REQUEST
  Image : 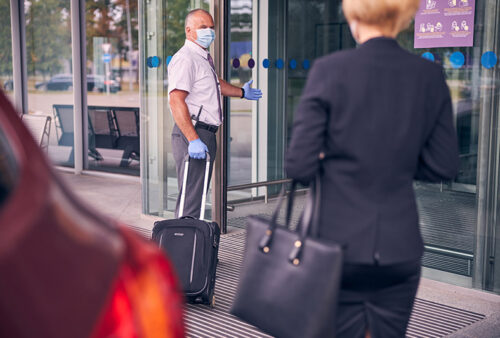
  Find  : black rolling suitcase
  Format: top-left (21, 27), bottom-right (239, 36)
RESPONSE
top-left (152, 154), bottom-right (220, 307)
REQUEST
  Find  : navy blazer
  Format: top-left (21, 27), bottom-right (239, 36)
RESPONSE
top-left (286, 37), bottom-right (459, 265)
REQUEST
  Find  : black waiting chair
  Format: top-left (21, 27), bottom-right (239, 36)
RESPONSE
top-left (87, 107), bottom-right (117, 160)
top-left (53, 104), bottom-right (103, 162)
top-left (52, 104), bottom-right (140, 166)
top-left (112, 107), bottom-right (140, 167)
top-left (52, 104), bottom-right (74, 148)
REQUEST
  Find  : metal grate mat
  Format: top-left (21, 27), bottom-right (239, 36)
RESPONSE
top-left (129, 224), bottom-right (485, 337)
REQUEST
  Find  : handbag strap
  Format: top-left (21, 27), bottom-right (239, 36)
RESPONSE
top-left (306, 174), bottom-right (321, 238)
top-left (285, 181), bottom-right (298, 227)
top-left (287, 174), bottom-right (321, 265)
top-left (259, 181), bottom-right (297, 251)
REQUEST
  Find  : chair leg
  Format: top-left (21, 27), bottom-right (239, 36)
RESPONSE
top-left (120, 147), bottom-right (132, 167)
top-left (88, 148), bottom-right (103, 161)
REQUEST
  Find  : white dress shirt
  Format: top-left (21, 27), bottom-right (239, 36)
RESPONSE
top-left (168, 40), bottom-right (222, 126)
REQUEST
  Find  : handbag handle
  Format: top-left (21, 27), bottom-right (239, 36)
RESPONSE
top-left (258, 181), bottom-right (297, 251)
top-left (259, 176), bottom-right (322, 267)
top-left (287, 175), bottom-right (321, 265)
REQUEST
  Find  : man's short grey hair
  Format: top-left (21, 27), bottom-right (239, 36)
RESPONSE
top-left (185, 9), bottom-right (212, 29)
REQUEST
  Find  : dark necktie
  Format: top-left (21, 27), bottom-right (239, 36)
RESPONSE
top-left (207, 53), bottom-right (223, 121)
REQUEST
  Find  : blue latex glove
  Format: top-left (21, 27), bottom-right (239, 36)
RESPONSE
top-left (188, 138), bottom-right (208, 159)
top-left (242, 80), bottom-right (262, 100)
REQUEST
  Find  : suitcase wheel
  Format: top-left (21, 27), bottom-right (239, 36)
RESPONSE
top-left (209, 295), bottom-right (215, 308)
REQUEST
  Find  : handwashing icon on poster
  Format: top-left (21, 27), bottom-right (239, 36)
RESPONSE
top-left (414, 0), bottom-right (475, 48)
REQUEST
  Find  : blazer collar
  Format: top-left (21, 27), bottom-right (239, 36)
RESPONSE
top-left (359, 37), bottom-right (400, 49)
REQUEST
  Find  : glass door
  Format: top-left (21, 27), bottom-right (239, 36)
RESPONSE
top-left (140, 0), bottom-right (212, 218)
top-left (396, 10), bottom-right (485, 282)
top-left (224, 0), bottom-right (355, 231)
top-left (223, 0), bottom-right (500, 294)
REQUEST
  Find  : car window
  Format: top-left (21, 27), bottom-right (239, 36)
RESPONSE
top-left (0, 128), bottom-right (18, 207)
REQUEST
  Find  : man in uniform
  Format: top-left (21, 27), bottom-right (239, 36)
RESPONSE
top-left (168, 9), bottom-right (262, 218)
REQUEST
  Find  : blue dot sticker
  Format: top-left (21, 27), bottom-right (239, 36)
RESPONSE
top-left (263, 59), bottom-right (270, 68)
top-left (276, 59), bottom-right (284, 69)
top-left (148, 56), bottom-right (160, 68)
top-left (154, 56), bottom-right (161, 67)
top-left (289, 59), bottom-right (297, 70)
top-left (449, 52), bottom-right (465, 69)
top-left (248, 58), bottom-right (255, 69)
top-left (303, 59), bottom-right (310, 70)
top-left (232, 58), bottom-right (240, 68)
top-left (422, 52), bottom-right (435, 62)
top-left (481, 51), bottom-right (497, 69)
top-left (166, 55), bottom-right (172, 66)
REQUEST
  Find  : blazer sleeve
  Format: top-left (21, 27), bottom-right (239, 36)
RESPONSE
top-left (415, 69), bottom-right (460, 182)
top-left (285, 59), bottom-right (331, 185)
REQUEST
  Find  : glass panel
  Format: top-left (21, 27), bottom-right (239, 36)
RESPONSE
top-left (227, 0), bottom-right (253, 187)
top-left (286, 1), bottom-right (355, 142)
top-left (266, 0), bottom-right (354, 185)
top-left (0, 0), bottom-right (14, 104)
top-left (397, 26), bottom-right (479, 281)
top-left (226, 0), bottom-right (353, 220)
top-left (141, 0), bottom-right (211, 218)
top-left (86, 0), bottom-right (140, 176)
top-left (25, 1), bottom-right (73, 167)
top-left (227, 0), bottom-right (500, 294)
top-left (395, 3), bottom-right (500, 290)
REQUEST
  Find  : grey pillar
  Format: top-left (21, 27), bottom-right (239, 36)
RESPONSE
top-left (138, 0), bottom-right (147, 213)
top-left (71, 0), bottom-right (88, 174)
top-left (213, 0), bottom-right (227, 233)
top-left (10, 0), bottom-right (27, 115)
top-left (473, 0), bottom-right (500, 291)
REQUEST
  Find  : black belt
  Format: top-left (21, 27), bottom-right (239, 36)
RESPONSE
top-left (195, 121), bottom-right (219, 133)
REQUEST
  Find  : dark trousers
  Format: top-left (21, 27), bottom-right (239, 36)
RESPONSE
top-left (335, 260), bottom-right (421, 338)
top-left (171, 124), bottom-right (217, 218)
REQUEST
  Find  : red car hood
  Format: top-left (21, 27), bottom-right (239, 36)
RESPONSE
top-left (0, 91), bottom-right (184, 337)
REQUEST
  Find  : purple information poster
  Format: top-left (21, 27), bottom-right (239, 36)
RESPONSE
top-left (414, 0), bottom-right (475, 48)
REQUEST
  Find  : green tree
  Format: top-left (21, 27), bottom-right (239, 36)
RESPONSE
top-left (0, 0), bottom-right (13, 77)
top-left (114, 0), bottom-right (139, 54)
top-left (86, 0), bottom-right (140, 84)
top-left (165, 0), bottom-right (209, 57)
top-left (165, 0), bottom-right (189, 57)
top-left (86, 0), bottom-right (115, 62)
top-left (25, 0), bottom-right (71, 79)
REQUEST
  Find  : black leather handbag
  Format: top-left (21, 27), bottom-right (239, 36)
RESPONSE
top-left (230, 178), bottom-right (343, 338)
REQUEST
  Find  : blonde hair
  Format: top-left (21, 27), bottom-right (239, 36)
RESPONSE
top-left (342, 0), bottom-right (420, 35)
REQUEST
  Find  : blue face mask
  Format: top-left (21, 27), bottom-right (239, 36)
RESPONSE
top-left (196, 28), bottom-right (216, 49)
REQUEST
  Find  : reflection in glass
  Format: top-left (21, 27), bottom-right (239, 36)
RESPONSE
top-left (86, 0), bottom-right (140, 176)
top-left (25, 0), bottom-right (73, 167)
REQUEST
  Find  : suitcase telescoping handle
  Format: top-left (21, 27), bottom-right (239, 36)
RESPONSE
top-left (178, 152), bottom-right (211, 220)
